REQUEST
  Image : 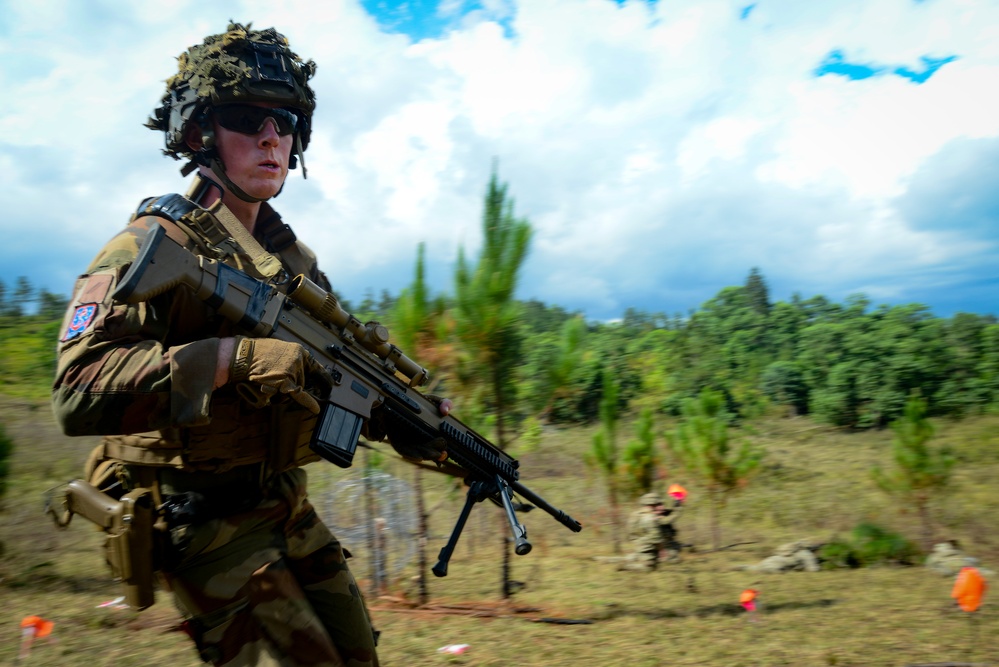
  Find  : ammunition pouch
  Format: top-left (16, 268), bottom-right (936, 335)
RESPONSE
top-left (100, 394), bottom-right (319, 472)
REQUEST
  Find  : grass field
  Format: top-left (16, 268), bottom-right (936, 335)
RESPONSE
top-left (2, 395), bottom-right (997, 666)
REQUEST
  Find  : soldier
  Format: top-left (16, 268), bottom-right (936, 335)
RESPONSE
top-left (738, 539), bottom-right (823, 574)
top-left (618, 492), bottom-right (684, 572)
top-left (52, 22), bottom-right (449, 667)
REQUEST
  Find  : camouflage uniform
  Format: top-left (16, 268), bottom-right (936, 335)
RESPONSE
top-left (618, 493), bottom-right (683, 572)
top-left (52, 23), bottom-right (379, 667)
top-left (739, 539), bottom-right (822, 574)
top-left (925, 541), bottom-right (990, 577)
top-left (53, 206), bottom-right (378, 667)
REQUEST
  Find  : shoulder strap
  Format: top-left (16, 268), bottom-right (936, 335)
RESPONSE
top-left (204, 200), bottom-right (284, 281)
top-left (255, 209), bottom-right (317, 282)
top-left (134, 193), bottom-right (199, 225)
top-left (131, 193), bottom-right (283, 282)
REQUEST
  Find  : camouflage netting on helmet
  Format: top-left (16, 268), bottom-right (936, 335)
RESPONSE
top-left (641, 492), bottom-right (663, 506)
top-left (146, 22), bottom-right (317, 161)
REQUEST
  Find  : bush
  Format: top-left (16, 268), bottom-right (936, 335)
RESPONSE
top-left (850, 522), bottom-right (922, 566)
top-left (819, 523), bottom-right (922, 569)
top-left (818, 539), bottom-right (860, 570)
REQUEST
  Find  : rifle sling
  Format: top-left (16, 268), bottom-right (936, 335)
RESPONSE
top-left (205, 200), bottom-right (285, 282)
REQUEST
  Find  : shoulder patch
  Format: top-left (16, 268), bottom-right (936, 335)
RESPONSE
top-left (62, 303), bottom-right (98, 341)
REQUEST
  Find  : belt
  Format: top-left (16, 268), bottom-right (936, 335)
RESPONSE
top-left (158, 464), bottom-right (267, 524)
top-left (157, 463), bottom-right (266, 494)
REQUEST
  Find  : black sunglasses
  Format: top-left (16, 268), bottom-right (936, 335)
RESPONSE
top-left (212, 104), bottom-right (301, 137)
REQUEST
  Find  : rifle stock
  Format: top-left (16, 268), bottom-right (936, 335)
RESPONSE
top-left (113, 222), bottom-right (582, 575)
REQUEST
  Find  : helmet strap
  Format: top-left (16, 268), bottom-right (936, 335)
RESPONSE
top-left (294, 133), bottom-right (308, 179)
top-left (179, 124), bottom-right (307, 202)
top-left (207, 156), bottom-right (268, 203)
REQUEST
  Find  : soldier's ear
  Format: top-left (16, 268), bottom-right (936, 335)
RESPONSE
top-left (185, 122), bottom-right (204, 151)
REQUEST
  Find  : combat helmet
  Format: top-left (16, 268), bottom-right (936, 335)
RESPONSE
top-left (641, 492), bottom-right (663, 506)
top-left (146, 22), bottom-right (317, 202)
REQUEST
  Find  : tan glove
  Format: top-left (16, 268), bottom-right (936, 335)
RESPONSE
top-left (229, 337), bottom-right (330, 414)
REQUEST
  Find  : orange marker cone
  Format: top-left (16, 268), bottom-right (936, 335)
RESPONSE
top-left (740, 588), bottom-right (761, 622)
top-left (19, 616), bottom-right (55, 661)
top-left (952, 566), bottom-right (986, 613)
top-left (668, 484), bottom-right (688, 502)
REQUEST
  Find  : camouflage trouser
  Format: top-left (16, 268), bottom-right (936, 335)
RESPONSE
top-left (617, 549), bottom-right (658, 572)
top-left (162, 468), bottom-right (378, 667)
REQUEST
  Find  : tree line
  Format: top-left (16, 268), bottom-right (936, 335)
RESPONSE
top-left (369, 264), bottom-right (999, 434)
top-left (0, 277), bottom-right (68, 320)
top-left (3, 201), bottom-right (997, 433)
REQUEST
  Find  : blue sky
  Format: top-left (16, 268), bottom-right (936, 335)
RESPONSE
top-left (1, 0), bottom-right (997, 321)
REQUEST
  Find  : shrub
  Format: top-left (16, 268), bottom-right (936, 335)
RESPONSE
top-left (850, 522), bottom-right (921, 566)
top-left (819, 523), bottom-right (922, 569)
top-left (818, 539), bottom-right (860, 570)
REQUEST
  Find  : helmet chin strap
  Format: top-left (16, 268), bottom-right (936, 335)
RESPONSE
top-left (207, 156), bottom-right (269, 203)
top-left (185, 146), bottom-right (306, 204)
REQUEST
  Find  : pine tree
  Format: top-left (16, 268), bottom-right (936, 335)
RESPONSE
top-left (744, 267), bottom-right (770, 316)
top-left (621, 408), bottom-right (659, 498)
top-left (871, 392), bottom-right (955, 551)
top-left (453, 166), bottom-right (532, 449)
top-left (586, 369), bottom-right (623, 553)
top-left (668, 389), bottom-right (763, 549)
top-left (452, 165), bottom-right (532, 599)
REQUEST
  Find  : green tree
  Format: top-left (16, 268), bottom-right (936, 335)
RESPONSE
top-left (586, 369), bottom-right (623, 553)
top-left (621, 408), bottom-right (659, 498)
top-left (625, 328), bottom-right (677, 415)
top-left (452, 167), bottom-right (532, 599)
top-left (453, 167), bottom-right (532, 449)
top-left (668, 388), bottom-right (763, 549)
top-left (11, 277), bottom-right (33, 317)
top-left (871, 393), bottom-right (955, 551)
top-left (387, 243), bottom-right (457, 603)
top-left (538, 315), bottom-right (587, 423)
top-left (36, 288), bottom-right (68, 320)
top-left (744, 267), bottom-right (770, 316)
top-left (977, 324), bottom-right (999, 407)
top-left (761, 360), bottom-right (808, 416)
top-left (390, 243), bottom-right (454, 395)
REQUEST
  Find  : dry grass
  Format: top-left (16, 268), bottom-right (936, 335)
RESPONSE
top-left (2, 398), bottom-right (998, 666)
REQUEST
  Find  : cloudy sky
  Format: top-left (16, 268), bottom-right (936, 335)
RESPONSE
top-left (2, 0), bottom-right (997, 321)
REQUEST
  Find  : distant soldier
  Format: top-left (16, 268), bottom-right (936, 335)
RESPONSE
top-left (618, 492), bottom-right (684, 572)
top-left (926, 540), bottom-right (993, 577)
top-left (737, 538), bottom-right (823, 574)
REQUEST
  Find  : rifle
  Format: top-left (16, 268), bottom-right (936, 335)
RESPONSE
top-left (112, 221), bottom-right (582, 576)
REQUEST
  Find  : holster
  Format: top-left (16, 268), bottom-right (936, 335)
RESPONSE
top-left (61, 480), bottom-right (157, 610)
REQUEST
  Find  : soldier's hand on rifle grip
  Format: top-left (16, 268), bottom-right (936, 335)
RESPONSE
top-left (376, 394), bottom-right (454, 462)
top-left (226, 336), bottom-right (330, 414)
top-left (431, 395), bottom-right (453, 416)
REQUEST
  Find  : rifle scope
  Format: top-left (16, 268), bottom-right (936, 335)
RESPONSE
top-left (287, 275), bottom-right (430, 388)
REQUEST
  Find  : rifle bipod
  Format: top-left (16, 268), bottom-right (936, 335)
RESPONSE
top-left (432, 475), bottom-right (532, 577)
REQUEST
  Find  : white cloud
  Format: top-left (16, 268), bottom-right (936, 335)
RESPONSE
top-left (1, 0), bottom-right (998, 320)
